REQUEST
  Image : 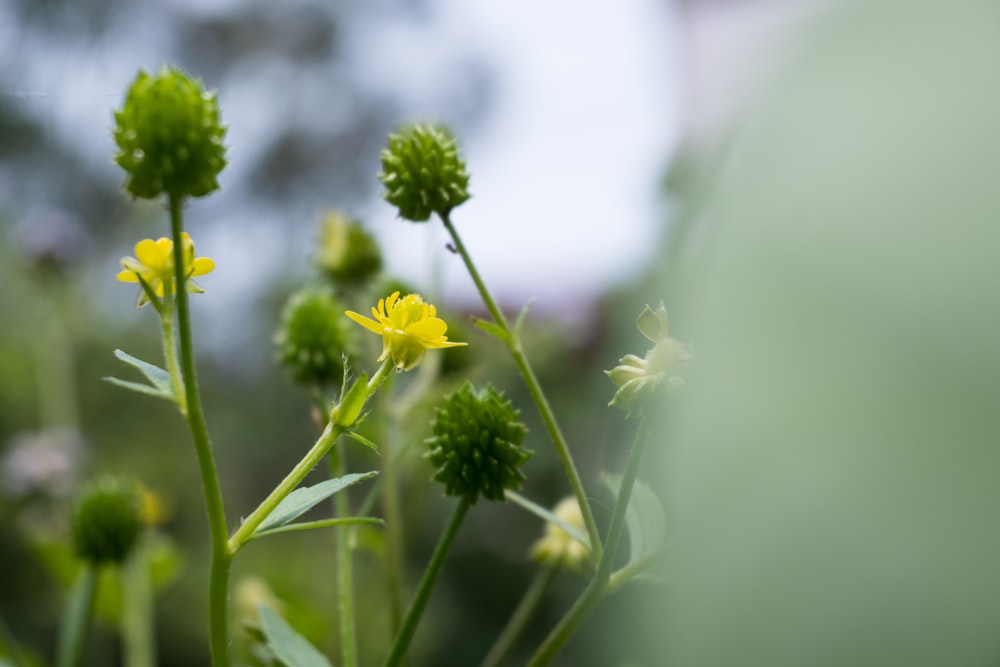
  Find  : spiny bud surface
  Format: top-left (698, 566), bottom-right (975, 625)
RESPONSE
top-left (426, 383), bottom-right (530, 504)
top-left (378, 124), bottom-right (470, 222)
top-left (113, 66), bottom-right (227, 200)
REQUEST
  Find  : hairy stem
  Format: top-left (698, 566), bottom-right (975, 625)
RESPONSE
top-left (230, 360), bottom-right (393, 553)
top-left (383, 498), bottom-right (471, 667)
top-left (159, 304), bottom-right (187, 414)
top-left (169, 195), bottom-right (231, 667)
top-left (229, 421), bottom-right (339, 551)
top-left (439, 212), bottom-right (602, 560)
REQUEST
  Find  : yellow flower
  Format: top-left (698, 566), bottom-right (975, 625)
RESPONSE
top-left (116, 232), bottom-right (215, 307)
top-left (345, 291), bottom-right (467, 371)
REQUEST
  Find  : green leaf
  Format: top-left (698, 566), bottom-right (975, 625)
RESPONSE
top-left (505, 490), bottom-right (591, 551)
top-left (602, 474), bottom-right (666, 567)
top-left (258, 605), bottom-right (333, 667)
top-left (251, 516), bottom-right (384, 540)
top-left (344, 430), bottom-right (380, 455)
top-left (106, 349), bottom-right (177, 403)
top-left (254, 472), bottom-right (378, 535)
top-left (513, 300), bottom-right (535, 338)
top-left (472, 317), bottom-right (510, 344)
top-left (103, 377), bottom-right (174, 401)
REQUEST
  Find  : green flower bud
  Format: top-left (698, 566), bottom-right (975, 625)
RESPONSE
top-left (426, 383), bottom-right (531, 504)
top-left (378, 124), bottom-right (471, 222)
top-left (607, 303), bottom-right (689, 415)
top-left (275, 288), bottom-right (352, 386)
top-left (314, 211), bottom-right (383, 287)
top-left (113, 66), bottom-right (228, 200)
top-left (71, 477), bottom-right (141, 564)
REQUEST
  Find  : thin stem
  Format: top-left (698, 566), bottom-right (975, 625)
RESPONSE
top-left (330, 441), bottom-right (358, 667)
top-left (122, 541), bottom-right (155, 667)
top-left (524, 579), bottom-right (603, 667)
top-left (595, 416), bottom-right (651, 585)
top-left (228, 421), bottom-right (339, 552)
top-left (159, 304), bottom-right (187, 414)
top-left (380, 392), bottom-right (405, 636)
top-left (440, 213), bottom-right (602, 559)
top-left (526, 417), bottom-right (652, 666)
top-left (169, 194), bottom-right (232, 667)
top-left (383, 498), bottom-right (471, 667)
top-left (480, 564), bottom-right (559, 667)
top-left (229, 359), bottom-right (394, 553)
top-left (56, 564), bottom-right (97, 667)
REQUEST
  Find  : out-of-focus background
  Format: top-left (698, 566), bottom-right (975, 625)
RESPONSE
top-left (15, 0), bottom-right (998, 666)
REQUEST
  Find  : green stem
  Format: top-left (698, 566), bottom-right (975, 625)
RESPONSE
top-left (595, 417), bottom-right (650, 584)
top-left (480, 564), bottom-right (559, 667)
top-left (159, 303), bottom-right (187, 414)
top-left (526, 417), bottom-right (652, 666)
top-left (122, 540), bottom-right (155, 667)
top-left (383, 498), bottom-right (471, 667)
top-left (56, 564), bottom-right (97, 667)
top-left (330, 441), bottom-right (358, 667)
top-left (168, 194), bottom-right (232, 667)
top-left (526, 579), bottom-right (603, 667)
top-left (229, 421), bottom-right (339, 551)
top-left (380, 394), bottom-right (405, 637)
top-left (439, 213), bottom-right (602, 560)
top-left (230, 360), bottom-right (394, 554)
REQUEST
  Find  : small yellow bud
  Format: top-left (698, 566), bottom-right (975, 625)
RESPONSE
top-left (530, 497), bottom-right (591, 572)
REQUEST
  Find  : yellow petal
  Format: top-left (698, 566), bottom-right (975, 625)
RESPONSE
top-left (134, 239), bottom-right (163, 267)
top-left (406, 317), bottom-right (448, 341)
top-left (424, 339), bottom-right (468, 350)
top-left (345, 310), bottom-right (386, 335)
top-left (191, 257), bottom-right (215, 277)
top-left (116, 269), bottom-right (140, 283)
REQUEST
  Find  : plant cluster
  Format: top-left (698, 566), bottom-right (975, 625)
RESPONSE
top-left (7, 65), bottom-right (687, 667)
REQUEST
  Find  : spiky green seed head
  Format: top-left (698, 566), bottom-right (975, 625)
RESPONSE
top-left (71, 477), bottom-right (141, 564)
top-left (426, 383), bottom-right (530, 504)
top-left (378, 124), bottom-right (471, 222)
top-left (314, 211), bottom-right (383, 287)
top-left (275, 288), bottom-right (352, 386)
top-left (113, 66), bottom-right (228, 200)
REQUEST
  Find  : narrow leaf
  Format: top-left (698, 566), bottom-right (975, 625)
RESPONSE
top-left (505, 490), bottom-right (591, 551)
top-left (251, 516), bottom-right (384, 540)
top-left (258, 605), bottom-right (333, 667)
top-left (344, 430), bottom-right (380, 455)
top-left (513, 300), bottom-right (535, 338)
top-left (103, 377), bottom-right (174, 401)
top-left (255, 472), bottom-right (378, 535)
top-left (113, 349), bottom-right (173, 393)
top-left (602, 474), bottom-right (666, 567)
top-left (472, 317), bottom-right (510, 343)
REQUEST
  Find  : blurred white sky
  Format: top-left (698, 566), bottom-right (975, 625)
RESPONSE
top-left (362, 0), bottom-right (682, 305)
